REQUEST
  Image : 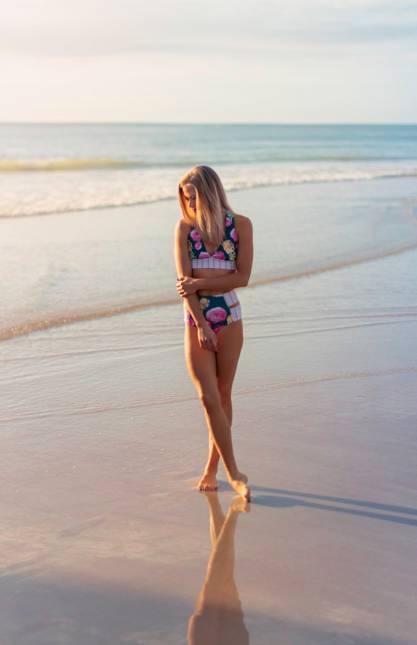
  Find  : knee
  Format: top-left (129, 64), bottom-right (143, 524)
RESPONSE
top-left (218, 381), bottom-right (232, 403)
top-left (199, 389), bottom-right (221, 412)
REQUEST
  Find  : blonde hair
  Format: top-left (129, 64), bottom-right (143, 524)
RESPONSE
top-left (177, 165), bottom-right (234, 248)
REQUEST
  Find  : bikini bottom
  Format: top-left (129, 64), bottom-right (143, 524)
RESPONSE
top-left (184, 289), bottom-right (242, 334)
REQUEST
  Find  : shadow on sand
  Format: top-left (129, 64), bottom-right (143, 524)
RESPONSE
top-left (246, 485), bottom-right (417, 527)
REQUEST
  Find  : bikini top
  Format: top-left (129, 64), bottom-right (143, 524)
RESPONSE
top-left (187, 210), bottom-right (238, 270)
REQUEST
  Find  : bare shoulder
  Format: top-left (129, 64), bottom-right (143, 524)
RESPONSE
top-left (233, 213), bottom-right (253, 233)
top-left (175, 217), bottom-right (191, 238)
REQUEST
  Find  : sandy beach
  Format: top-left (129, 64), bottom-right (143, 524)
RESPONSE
top-left (2, 178), bottom-right (417, 644)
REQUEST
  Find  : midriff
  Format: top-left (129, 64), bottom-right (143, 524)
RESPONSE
top-left (193, 267), bottom-right (235, 296)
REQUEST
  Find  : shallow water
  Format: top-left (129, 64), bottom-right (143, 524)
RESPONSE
top-left (1, 123), bottom-right (417, 216)
top-left (2, 163), bottom-right (417, 643)
top-left (1, 176), bottom-right (417, 340)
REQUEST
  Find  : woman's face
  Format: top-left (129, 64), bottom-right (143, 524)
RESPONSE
top-left (182, 183), bottom-right (197, 215)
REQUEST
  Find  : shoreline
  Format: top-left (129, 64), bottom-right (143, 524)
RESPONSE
top-left (1, 175), bottom-right (417, 342)
top-left (2, 167), bottom-right (417, 221)
top-left (1, 178), bottom-right (417, 643)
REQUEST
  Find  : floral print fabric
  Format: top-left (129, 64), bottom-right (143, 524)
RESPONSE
top-left (185, 293), bottom-right (238, 334)
top-left (187, 211), bottom-right (239, 262)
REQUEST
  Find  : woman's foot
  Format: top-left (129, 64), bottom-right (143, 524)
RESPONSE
top-left (229, 472), bottom-right (251, 501)
top-left (196, 470), bottom-right (218, 491)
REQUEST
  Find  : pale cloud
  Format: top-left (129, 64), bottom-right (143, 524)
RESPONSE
top-left (0, 0), bottom-right (416, 121)
top-left (1, 0), bottom-right (417, 56)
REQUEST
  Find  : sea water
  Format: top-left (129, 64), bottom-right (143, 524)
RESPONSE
top-left (1, 124), bottom-right (417, 339)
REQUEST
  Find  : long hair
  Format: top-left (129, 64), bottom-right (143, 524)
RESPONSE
top-left (177, 166), bottom-right (234, 248)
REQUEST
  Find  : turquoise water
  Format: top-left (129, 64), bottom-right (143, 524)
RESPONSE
top-left (1, 124), bottom-right (417, 217)
top-left (2, 123), bottom-right (417, 166)
top-left (0, 124), bottom-right (416, 339)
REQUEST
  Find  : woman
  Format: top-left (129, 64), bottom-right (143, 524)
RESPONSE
top-left (174, 165), bottom-right (253, 501)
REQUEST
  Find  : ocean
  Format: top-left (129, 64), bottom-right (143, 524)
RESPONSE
top-left (1, 123), bottom-right (417, 218)
top-left (1, 123), bottom-right (417, 341)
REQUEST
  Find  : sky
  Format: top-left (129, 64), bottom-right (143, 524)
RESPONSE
top-left (1, 0), bottom-right (416, 123)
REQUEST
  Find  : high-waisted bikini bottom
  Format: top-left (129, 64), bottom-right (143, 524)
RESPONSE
top-left (184, 289), bottom-right (242, 334)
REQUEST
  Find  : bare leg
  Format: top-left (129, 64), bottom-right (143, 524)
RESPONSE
top-left (201, 320), bottom-right (244, 487)
top-left (204, 386), bottom-right (232, 477)
top-left (184, 323), bottom-right (250, 500)
top-left (199, 398), bottom-right (241, 486)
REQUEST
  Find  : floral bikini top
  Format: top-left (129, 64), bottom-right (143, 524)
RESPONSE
top-left (187, 210), bottom-right (239, 270)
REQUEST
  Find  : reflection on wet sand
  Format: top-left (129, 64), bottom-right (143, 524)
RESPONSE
top-left (187, 493), bottom-right (250, 644)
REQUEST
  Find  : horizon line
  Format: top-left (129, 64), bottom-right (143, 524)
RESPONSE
top-left (1, 121), bottom-right (417, 127)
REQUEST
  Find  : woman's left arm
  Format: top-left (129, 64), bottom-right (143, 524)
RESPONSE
top-left (177, 216), bottom-right (253, 295)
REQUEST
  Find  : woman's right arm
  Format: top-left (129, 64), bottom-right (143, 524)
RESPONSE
top-left (174, 220), bottom-right (218, 352)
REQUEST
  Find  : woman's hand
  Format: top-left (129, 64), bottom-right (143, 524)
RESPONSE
top-left (176, 276), bottom-right (199, 297)
top-left (197, 323), bottom-right (218, 352)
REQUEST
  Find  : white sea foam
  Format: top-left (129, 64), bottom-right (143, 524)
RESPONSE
top-left (1, 161), bottom-right (417, 218)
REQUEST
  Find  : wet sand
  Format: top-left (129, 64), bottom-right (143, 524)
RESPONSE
top-left (2, 195), bottom-right (417, 643)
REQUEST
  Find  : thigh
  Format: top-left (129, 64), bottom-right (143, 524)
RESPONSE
top-left (215, 320), bottom-right (244, 390)
top-left (184, 325), bottom-right (219, 398)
